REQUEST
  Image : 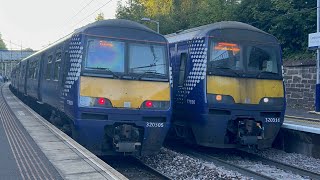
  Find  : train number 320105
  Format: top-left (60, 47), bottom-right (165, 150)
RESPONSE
top-left (265, 117), bottom-right (281, 123)
top-left (146, 122), bottom-right (164, 128)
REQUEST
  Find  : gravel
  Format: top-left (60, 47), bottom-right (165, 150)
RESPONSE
top-left (140, 148), bottom-right (249, 180)
top-left (221, 155), bottom-right (309, 180)
top-left (140, 147), bottom-right (319, 180)
top-left (254, 148), bottom-right (320, 174)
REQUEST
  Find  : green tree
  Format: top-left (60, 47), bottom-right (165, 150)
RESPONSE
top-left (0, 33), bottom-right (6, 50)
top-left (116, 0), bottom-right (239, 34)
top-left (116, 0), bottom-right (316, 58)
top-left (116, 0), bottom-right (146, 21)
top-left (95, 12), bottom-right (105, 21)
top-left (235, 0), bottom-right (316, 56)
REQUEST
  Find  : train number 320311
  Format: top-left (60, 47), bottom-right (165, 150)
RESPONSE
top-left (265, 117), bottom-right (281, 123)
top-left (146, 122), bottom-right (164, 128)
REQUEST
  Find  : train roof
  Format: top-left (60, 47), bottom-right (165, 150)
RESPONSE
top-left (165, 21), bottom-right (273, 43)
top-left (19, 19), bottom-right (160, 62)
top-left (74, 19), bottom-right (155, 34)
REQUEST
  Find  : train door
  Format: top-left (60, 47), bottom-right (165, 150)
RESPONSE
top-left (17, 62), bottom-right (22, 93)
top-left (24, 61), bottom-right (28, 95)
top-left (38, 53), bottom-right (45, 102)
top-left (42, 51), bottom-right (54, 105)
top-left (50, 47), bottom-right (62, 108)
top-left (57, 42), bottom-right (69, 111)
top-left (176, 42), bottom-right (188, 106)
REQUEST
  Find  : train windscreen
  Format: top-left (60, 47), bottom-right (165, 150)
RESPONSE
top-left (129, 43), bottom-right (167, 76)
top-left (85, 38), bottom-right (168, 80)
top-left (85, 39), bottom-right (125, 72)
top-left (208, 41), bottom-right (281, 78)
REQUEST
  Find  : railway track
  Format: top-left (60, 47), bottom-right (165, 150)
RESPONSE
top-left (172, 147), bottom-right (273, 180)
top-left (197, 147), bottom-right (320, 180)
top-left (237, 149), bottom-right (320, 180)
top-left (101, 156), bottom-right (172, 180)
top-left (167, 141), bottom-right (320, 180)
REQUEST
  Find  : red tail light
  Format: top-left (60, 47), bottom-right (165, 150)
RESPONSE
top-left (145, 100), bottom-right (153, 108)
top-left (98, 98), bottom-right (105, 105)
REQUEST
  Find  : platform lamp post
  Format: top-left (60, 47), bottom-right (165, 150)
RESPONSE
top-left (141, 17), bottom-right (160, 33)
top-left (316, 0), bottom-right (320, 112)
top-left (309, 1), bottom-right (320, 112)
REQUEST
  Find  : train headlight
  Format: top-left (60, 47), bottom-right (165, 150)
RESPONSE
top-left (207, 94), bottom-right (235, 104)
top-left (259, 97), bottom-right (284, 106)
top-left (79, 96), bottom-right (113, 107)
top-left (216, 95), bottom-right (222, 101)
top-left (141, 100), bottom-right (170, 110)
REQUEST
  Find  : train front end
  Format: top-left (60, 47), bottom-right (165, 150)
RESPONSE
top-left (201, 26), bottom-right (285, 149)
top-left (68, 20), bottom-right (171, 156)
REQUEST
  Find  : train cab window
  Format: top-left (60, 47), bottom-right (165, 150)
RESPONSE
top-left (209, 42), bottom-right (241, 70)
top-left (178, 53), bottom-right (187, 86)
top-left (54, 52), bottom-right (62, 80)
top-left (85, 39), bottom-right (125, 73)
top-left (45, 55), bottom-right (53, 80)
top-left (129, 43), bottom-right (167, 75)
top-left (247, 46), bottom-right (278, 73)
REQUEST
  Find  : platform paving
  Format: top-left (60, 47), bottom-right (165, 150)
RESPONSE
top-left (1, 83), bottom-right (128, 180)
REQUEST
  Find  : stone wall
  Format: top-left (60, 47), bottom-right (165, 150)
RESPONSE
top-left (283, 60), bottom-right (316, 110)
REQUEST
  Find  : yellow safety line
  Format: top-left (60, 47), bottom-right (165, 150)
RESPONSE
top-left (285, 115), bottom-right (320, 121)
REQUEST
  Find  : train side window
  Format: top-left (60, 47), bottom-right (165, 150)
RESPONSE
top-left (54, 52), bottom-right (61, 81)
top-left (178, 53), bottom-right (187, 86)
top-left (45, 55), bottom-right (53, 80)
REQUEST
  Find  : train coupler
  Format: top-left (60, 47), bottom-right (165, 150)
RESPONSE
top-left (115, 142), bottom-right (141, 152)
top-left (237, 119), bottom-right (263, 145)
top-left (108, 124), bottom-right (143, 153)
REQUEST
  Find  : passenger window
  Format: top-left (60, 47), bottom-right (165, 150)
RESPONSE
top-left (45, 55), bottom-right (53, 80)
top-left (54, 52), bottom-right (61, 81)
top-left (178, 53), bottom-right (187, 86)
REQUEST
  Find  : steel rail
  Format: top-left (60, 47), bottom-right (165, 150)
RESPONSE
top-left (134, 157), bottom-right (173, 180)
top-left (238, 150), bottom-right (320, 180)
top-left (172, 147), bottom-right (273, 180)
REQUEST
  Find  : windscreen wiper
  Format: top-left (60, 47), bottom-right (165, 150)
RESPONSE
top-left (212, 66), bottom-right (240, 77)
top-left (137, 71), bottom-right (166, 80)
top-left (94, 67), bottom-right (120, 78)
top-left (256, 71), bottom-right (279, 78)
top-left (130, 63), bottom-right (165, 70)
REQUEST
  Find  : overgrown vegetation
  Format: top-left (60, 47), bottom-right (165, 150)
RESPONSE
top-left (116, 0), bottom-right (317, 60)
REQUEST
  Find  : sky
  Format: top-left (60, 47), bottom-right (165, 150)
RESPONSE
top-left (0, 0), bottom-right (125, 50)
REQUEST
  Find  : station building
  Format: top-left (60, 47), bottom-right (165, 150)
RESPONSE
top-left (0, 50), bottom-right (36, 78)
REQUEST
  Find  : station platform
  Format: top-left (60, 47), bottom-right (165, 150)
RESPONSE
top-left (283, 107), bottom-right (320, 134)
top-left (274, 106), bottom-right (320, 158)
top-left (0, 83), bottom-right (128, 180)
